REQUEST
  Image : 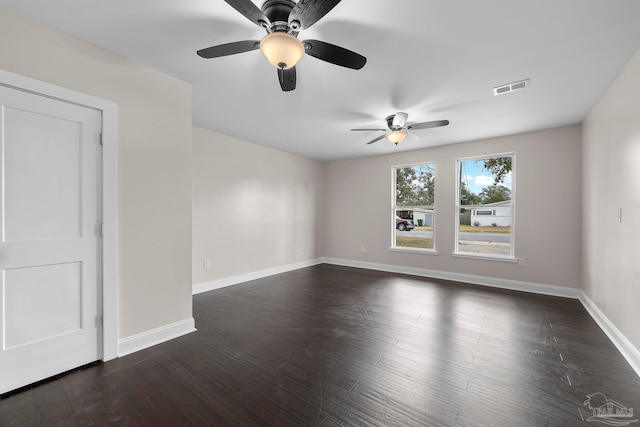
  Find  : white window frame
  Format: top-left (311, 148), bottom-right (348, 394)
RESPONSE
top-left (390, 162), bottom-right (438, 255)
top-left (454, 153), bottom-right (516, 262)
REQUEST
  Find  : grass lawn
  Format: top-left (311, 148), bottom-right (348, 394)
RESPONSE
top-left (396, 236), bottom-right (434, 249)
top-left (459, 225), bottom-right (511, 234)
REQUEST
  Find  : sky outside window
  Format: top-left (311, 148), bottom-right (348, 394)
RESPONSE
top-left (460, 159), bottom-right (512, 197)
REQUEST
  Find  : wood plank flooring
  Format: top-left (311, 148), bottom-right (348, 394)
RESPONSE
top-left (2, 264), bottom-right (639, 426)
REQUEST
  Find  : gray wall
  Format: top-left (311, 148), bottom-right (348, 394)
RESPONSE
top-left (583, 46), bottom-right (640, 350)
top-left (192, 127), bottom-right (324, 286)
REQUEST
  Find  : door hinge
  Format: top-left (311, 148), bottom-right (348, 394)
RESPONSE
top-left (100, 223), bottom-right (104, 236)
top-left (99, 132), bottom-right (104, 145)
top-left (95, 314), bottom-right (104, 327)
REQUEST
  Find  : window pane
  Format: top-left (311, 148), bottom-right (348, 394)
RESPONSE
top-left (457, 156), bottom-right (513, 256)
top-left (396, 164), bottom-right (434, 206)
top-left (394, 163), bottom-right (435, 251)
top-left (395, 209), bottom-right (434, 249)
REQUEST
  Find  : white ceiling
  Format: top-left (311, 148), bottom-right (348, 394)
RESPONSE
top-left (2, 0), bottom-right (640, 162)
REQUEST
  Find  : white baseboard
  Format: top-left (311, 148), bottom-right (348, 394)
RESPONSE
top-left (192, 258), bottom-right (324, 295)
top-left (578, 292), bottom-right (640, 378)
top-left (118, 317), bottom-right (196, 357)
top-left (323, 257), bottom-right (640, 378)
top-left (189, 256), bottom-right (640, 379)
top-left (323, 257), bottom-right (582, 299)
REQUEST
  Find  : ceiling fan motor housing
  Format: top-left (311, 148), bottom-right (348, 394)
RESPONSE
top-left (386, 114), bottom-right (400, 130)
top-left (261, 0), bottom-right (297, 32)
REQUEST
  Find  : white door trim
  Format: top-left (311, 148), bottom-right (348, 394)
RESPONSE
top-left (0, 68), bottom-right (118, 361)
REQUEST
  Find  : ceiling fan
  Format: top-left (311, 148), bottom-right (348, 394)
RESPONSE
top-left (351, 112), bottom-right (450, 145)
top-left (197, 0), bottom-right (367, 91)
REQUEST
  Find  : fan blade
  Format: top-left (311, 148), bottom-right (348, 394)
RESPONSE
top-left (408, 119), bottom-right (450, 130)
top-left (278, 66), bottom-right (296, 91)
top-left (392, 112), bottom-right (408, 128)
top-left (351, 128), bottom-right (386, 132)
top-left (366, 134), bottom-right (387, 145)
top-left (303, 40), bottom-right (366, 70)
top-left (197, 40), bottom-right (260, 58)
top-left (289, 0), bottom-right (341, 30)
top-left (223, 0), bottom-right (270, 27)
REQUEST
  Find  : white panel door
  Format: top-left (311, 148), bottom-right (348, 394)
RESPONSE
top-left (0, 85), bottom-right (102, 394)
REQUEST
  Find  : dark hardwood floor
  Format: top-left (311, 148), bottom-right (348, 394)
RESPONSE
top-left (2, 264), bottom-right (640, 426)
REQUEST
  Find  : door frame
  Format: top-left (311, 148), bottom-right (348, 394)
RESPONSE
top-left (0, 68), bottom-right (118, 360)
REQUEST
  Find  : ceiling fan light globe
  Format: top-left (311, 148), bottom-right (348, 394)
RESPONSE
top-left (260, 32), bottom-right (305, 70)
top-left (386, 130), bottom-right (407, 144)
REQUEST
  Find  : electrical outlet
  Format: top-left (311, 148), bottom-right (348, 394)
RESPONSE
top-left (360, 245), bottom-right (365, 252)
top-left (203, 259), bottom-right (211, 269)
top-left (517, 258), bottom-right (525, 267)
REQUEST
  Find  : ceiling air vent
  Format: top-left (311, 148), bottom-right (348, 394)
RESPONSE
top-left (493, 79), bottom-right (530, 96)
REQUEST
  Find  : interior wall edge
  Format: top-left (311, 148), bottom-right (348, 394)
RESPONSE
top-left (117, 317), bottom-right (196, 357)
top-left (578, 292), bottom-right (640, 378)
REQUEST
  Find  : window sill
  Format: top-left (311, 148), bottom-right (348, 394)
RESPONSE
top-left (389, 247), bottom-right (439, 255)
top-left (451, 252), bottom-right (517, 263)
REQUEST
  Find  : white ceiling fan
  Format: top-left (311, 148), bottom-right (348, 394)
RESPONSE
top-left (351, 112), bottom-right (449, 145)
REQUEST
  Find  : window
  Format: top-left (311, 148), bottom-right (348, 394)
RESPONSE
top-left (456, 154), bottom-right (514, 258)
top-left (392, 162), bottom-right (435, 251)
